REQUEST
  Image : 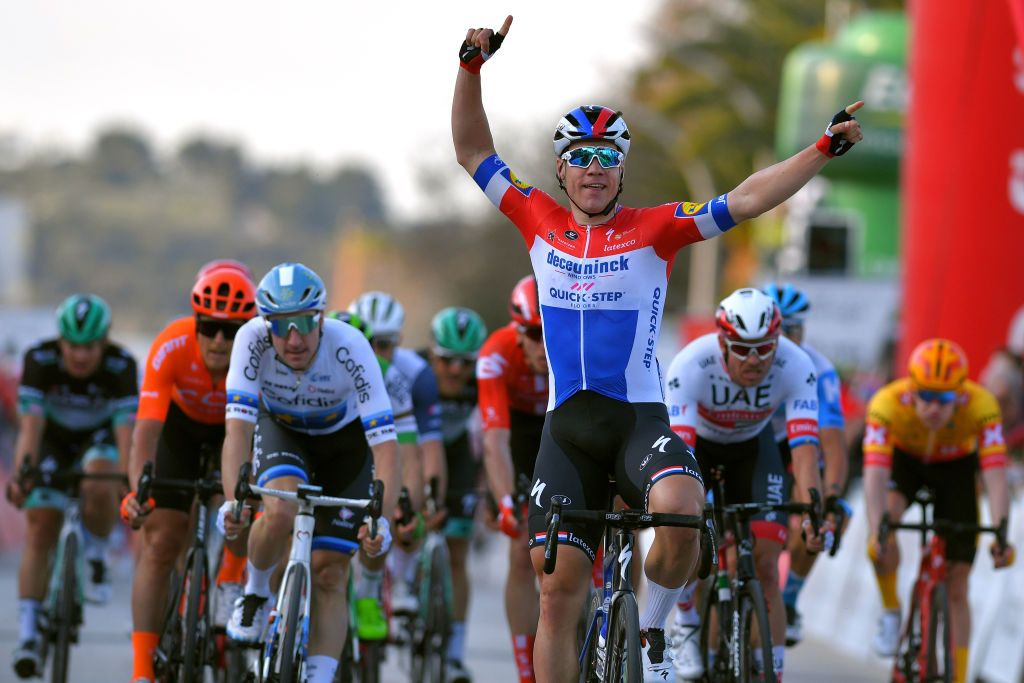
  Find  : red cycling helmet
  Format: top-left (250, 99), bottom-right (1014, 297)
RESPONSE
top-left (509, 275), bottom-right (541, 327)
top-left (195, 258), bottom-right (254, 282)
top-left (191, 268), bottom-right (257, 320)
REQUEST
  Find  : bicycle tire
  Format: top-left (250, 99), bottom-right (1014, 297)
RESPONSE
top-left (50, 532), bottom-right (79, 683)
top-left (699, 576), bottom-right (732, 683)
top-left (156, 570), bottom-right (185, 682)
top-left (926, 582), bottom-right (953, 683)
top-left (606, 592), bottom-right (642, 682)
top-left (180, 546), bottom-right (207, 683)
top-left (737, 581), bottom-right (774, 683)
top-left (893, 588), bottom-right (922, 683)
top-left (424, 539), bottom-right (450, 683)
top-left (358, 640), bottom-right (383, 683)
top-left (276, 563), bottom-right (307, 683)
top-left (577, 586), bottom-right (601, 683)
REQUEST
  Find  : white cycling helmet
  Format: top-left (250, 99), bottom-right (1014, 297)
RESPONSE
top-left (350, 291), bottom-right (405, 337)
top-left (716, 288), bottom-right (782, 341)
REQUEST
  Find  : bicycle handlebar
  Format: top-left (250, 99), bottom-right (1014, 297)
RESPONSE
top-left (542, 498), bottom-right (707, 575)
top-left (18, 462), bottom-right (127, 492)
top-left (136, 461), bottom-right (222, 502)
top-left (878, 514), bottom-right (1008, 551)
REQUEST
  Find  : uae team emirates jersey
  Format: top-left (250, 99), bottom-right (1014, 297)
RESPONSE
top-left (474, 154), bottom-right (737, 409)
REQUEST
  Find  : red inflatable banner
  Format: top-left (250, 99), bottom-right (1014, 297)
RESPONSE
top-left (899, 0), bottom-right (1024, 374)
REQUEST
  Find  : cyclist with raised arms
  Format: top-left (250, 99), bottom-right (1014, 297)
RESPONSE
top-left (349, 291), bottom-right (445, 615)
top-left (120, 266), bottom-right (257, 683)
top-left (763, 283), bottom-right (848, 647)
top-left (864, 339), bottom-right (1014, 683)
top-left (6, 295), bottom-right (138, 679)
top-left (665, 288), bottom-right (826, 681)
top-left (477, 276), bottom-right (549, 682)
top-left (452, 14), bottom-right (860, 681)
top-left (423, 306), bottom-right (488, 683)
top-left (218, 263), bottom-right (399, 683)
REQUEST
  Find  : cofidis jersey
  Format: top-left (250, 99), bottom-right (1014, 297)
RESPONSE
top-left (474, 154), bottom-right (736, 409)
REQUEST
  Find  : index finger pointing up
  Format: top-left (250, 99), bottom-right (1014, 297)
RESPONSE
top-left (498, 15), bottom-right (513, 36)
top-left (845, 100), bottom-right (865, 115)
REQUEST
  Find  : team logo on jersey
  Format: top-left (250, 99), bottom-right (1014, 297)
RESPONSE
top-left (678, 201), bottom-right (707, 216)
top-left (547, 231), bottom-right (556, 241)
top-left (564, 229), bottom-right (579, 240)
top-left (604, 227), bottom-right (636, 241)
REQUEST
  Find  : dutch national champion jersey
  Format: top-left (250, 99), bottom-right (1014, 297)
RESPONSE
top-left (770, 342), bottom-right (845, 442)
top-left (474, 154), bottom-right (736, 409)
top-left (665, 333), bottom-right (820, 449)
top-left (477, 323), bottom-right (549, 430)
top-left (225, 318), bottom-right (396, 444)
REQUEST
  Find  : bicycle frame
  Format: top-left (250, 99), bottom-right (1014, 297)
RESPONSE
top-left (579, 525), bottom-right (639, 678)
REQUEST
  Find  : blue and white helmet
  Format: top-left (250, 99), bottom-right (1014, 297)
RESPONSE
top-left (255, 263), bottom-right (326, 316)
top-left (763, 283), bottom-right (809, 324)
top-left (553, 105), bottom-right (631, 157)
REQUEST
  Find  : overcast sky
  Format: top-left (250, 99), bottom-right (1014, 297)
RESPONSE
top-left (0, 1), bottom-right (657, 220)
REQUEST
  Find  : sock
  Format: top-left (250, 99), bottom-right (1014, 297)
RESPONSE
top-left (772, 644), bottom-right (785, 678)
top-left (875, 571), bottom-right (900, 611)
top-left (447, 621), bottom-right (467, 661)
top-left (675, 581), bottom-right (700, 627)
top-left (131, 631), bottom-right (160, 681)
top-left (356, 566), bottom-right (384, 600)
top-left (82, 527), bottom-right (111, 562)
top-left (244, 561), bottom-right (274, 598)
top-left (782, 570), bottom-right (806, 608)
top-left (306, 655), bottom-right (339, 683)
top-left (954, 646), bottom-right (969, 683)
top-left (639, 579), bottom-right (682, 630)
top-left (512, 633), bottom-right (535, 683)
top-left (388, 545), bottom-right (417, 584)
top-left (18, 599), bottom-right (40, 642)
top-left (216, 546), bottom-right (246, 585)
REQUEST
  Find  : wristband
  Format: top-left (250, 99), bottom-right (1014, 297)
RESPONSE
top-left (458, 32), bottom-right (505, 74)
top-left (816, 108), bottom-right (856, 158)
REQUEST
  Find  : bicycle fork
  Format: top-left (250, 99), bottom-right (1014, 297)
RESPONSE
top-left (261, 510), bottom-right (314, 681)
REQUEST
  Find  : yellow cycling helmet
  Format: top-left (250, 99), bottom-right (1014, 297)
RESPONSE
top-left (907, 338), bottom-right (969, 392)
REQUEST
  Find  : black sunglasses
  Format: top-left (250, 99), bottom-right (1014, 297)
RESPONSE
top-left (519, 325), bottom-right (543, 342)
top-left (196, 318), bottom-right (244, 340)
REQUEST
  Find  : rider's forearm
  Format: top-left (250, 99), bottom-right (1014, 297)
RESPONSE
top-left (221, 419), bottom-right (254, 501)
top-left (727, 145), bottom-right (829, 224)
top-left (12, 413), bottom-right (44, 470)
top-left (370, 440), bottom-right (400, 518)
top-left (820, 427), bottom-right (848, 497)
top-left (980, 466), bottom-right (1011, 526)
top-left (790, 442), bottom-right (824, 504)
top-left (421, 438), bottom-right (448, 504)
top-left (400, 441), bottom-right (424, 512)
top-left (114, 422), bottom-right (134, 473)
top-left (863, 465), bottom-right (890, 536)
top-left (452, 68), bottom-right (497, 173)
top-left (482, 428), bottom-right (515, 500)
top-left (127, 419), bottom-right (162, 487)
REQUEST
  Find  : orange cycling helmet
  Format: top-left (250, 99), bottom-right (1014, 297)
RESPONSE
top-left (907, 338), bottom-right (969, 391)
top-left (195, 258), bottom-right (254, 282)
top-left (509, 275), bottom-right (541, 327)
top-left (191, 268), bottom-right (257, 320)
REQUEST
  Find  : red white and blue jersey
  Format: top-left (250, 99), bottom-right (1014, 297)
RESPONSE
top-left (665, 334), bottom-right (820, 449)
top-left (473, 154), bottom-right (736, 409)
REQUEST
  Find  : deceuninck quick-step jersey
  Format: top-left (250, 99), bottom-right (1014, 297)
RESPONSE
top-left (473, 153), bottom-right (736, 409)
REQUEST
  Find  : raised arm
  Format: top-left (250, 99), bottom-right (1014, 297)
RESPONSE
top-left (452, 15), bottom-right (512, 173)
top-left (727, 101), bottom-right (864, 224)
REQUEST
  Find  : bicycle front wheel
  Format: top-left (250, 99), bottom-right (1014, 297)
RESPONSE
top-left (893, 587), bottom-right (922, 683)
top-left (179, 546), bottom-right (208, 683)
top-left (926, 582), bottom-right (953, 683)
top-left (50, 532), bottom-right (79, 683)
top-left (737, 581), bottom-right (774, 683)
top-left (605, 593), bottom-right (641, 682)
top-left (276, 563), bottom-right (307, 683)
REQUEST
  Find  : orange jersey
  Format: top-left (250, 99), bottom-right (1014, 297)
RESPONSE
top-left (863, 378), bottom-right (1006, 470)
top-left (138, 317), bottom-right (227, 425)
top-left (476, 324), bottom-right (549, 431)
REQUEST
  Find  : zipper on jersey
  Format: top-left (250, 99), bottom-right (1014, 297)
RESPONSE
top-left (579, 226), bottom-right (591, 390)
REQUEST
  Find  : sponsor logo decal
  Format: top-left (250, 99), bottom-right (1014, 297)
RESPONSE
top-left (642, 287), bottom-right (661, 369)
top-left (152, 334), bottom-right (189, 371)
top-left (545, 250), bottom-right (630, 278)
top-left (564, 229), bottom-right (579, 240)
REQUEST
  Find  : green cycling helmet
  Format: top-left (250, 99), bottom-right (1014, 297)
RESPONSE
top-left (326, 310), bottom-right (374, 340)
top-left (431, 307), bottom-right (487, 355)
top-left (56, 294), bottom-right (111, 344)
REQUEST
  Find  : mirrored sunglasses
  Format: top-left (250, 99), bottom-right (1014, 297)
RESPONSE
top-left (916, 389), bottom-right (958, 405)
top-left (266, 312), bottom-right (321, 338)
top-left (196, 318), bottom-right (245, 340)
top-left (560, 146), bottom-right (624, 169)
top-left (725, 337), bottom-right (778, 360)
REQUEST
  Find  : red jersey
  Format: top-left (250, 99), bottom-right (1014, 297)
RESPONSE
top-left (476, 324), bottom-right (549, 431)
top-left (138, 317), bottom-right (227, 425)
